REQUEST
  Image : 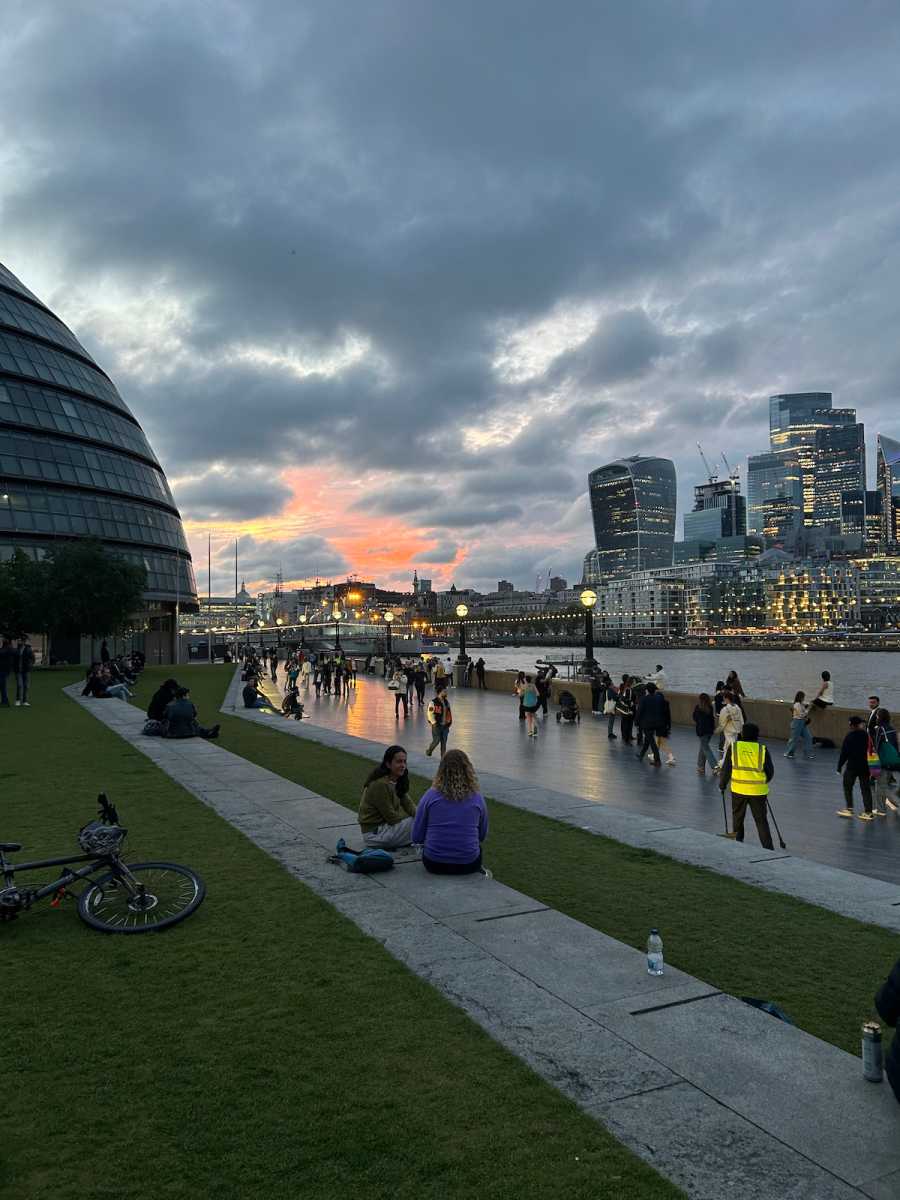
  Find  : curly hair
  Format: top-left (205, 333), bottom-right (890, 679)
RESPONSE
top-left (433, 749), bottom-right (478, 802)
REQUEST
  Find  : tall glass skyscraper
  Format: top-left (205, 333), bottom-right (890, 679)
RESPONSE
top-left (588, 456), bottom-right (676, 580)
top-left (877, 433), bottom-right (900, 549)
top-left (0, 260), bottom-right (197, 659)
top-left (813, 422), bottom-right (865, 526)
top-left (746, 451), bottom-right (803, 540)
top-left (768, 393), bottom-right (862, 528)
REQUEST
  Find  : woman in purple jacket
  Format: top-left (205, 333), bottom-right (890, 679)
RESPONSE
top-left (412, 749), bottom-right (488, 875)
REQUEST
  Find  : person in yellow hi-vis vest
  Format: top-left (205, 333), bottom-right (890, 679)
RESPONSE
top-left (718, 722), bottom-right (775, 849)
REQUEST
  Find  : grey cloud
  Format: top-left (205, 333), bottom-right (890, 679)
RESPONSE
top-left (173, 468), bottom-right (292, 521)
top-left (352, 484), bottom-right (442, 517)
top-left (220, 533), bottom-right (348, 584)
top-left (3, 0), bottom-right (900, 575)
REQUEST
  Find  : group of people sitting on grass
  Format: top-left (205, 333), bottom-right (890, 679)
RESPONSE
top-left (358, 744), bottom-right (489, 875)
top-left (81, 653), bottom-right (142, 701)
top-left (142, 677), bottom-right (220, 740)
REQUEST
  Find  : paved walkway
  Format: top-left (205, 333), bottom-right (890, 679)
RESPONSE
top-left (67, 680), bottom-right (900, 1200)
top-left (266, 672), bottom-right (900, 887)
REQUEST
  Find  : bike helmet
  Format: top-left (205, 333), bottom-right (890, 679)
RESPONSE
top-left (78, 820), bottom-right (126, 855)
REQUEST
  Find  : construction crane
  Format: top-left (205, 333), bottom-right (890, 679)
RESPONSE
top-left (720, 451), bottom-right (739, 482)
top-left (696, 443), bottom-right (718, 483)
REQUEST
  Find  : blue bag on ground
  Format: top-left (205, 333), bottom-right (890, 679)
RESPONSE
top-left (330, 837), bottom-right (394, 873)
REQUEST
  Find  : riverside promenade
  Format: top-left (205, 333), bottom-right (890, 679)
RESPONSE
top-left (263, 671), bottom-right (900, 888)
top-left (66, 675), bottom-right (900, 1200)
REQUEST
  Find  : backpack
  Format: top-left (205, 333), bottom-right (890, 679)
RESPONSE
top-left (878, 733), bottom-right (900, 770)
top-left (329, 838), bottom-right (394, 873)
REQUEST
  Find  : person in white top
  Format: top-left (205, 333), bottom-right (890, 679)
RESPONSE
top-left (715, 691), bottom-right (744, 765)
top-left (784, 690), bottom-right (814, 759)
top-left (813, 670), bottom-right (834, 708)
top-left (647, 664), bottom-right (669, 690)
top-left (300, 659), bottom-right (312, 689)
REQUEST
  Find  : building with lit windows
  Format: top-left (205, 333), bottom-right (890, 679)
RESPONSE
top-left (746, 451), bottom-right (802, 540)
top-left (768, 393), bottom-right (859, 528)
top-left (877, 434), bottom-right (900, 550)
top-left (587, 455), bottom-right (676, 581)
top-left (841, 490), bottom-right (882, 556)
top-left (813, 422), bottom-right (865, 526)
top-left (854, 556), bottom-right (900, 630)
top-left (594, 571), bottom-right (686, 639)
top-left (683, 477), bottom-right (746, 541)
top-left (764, 559), bottom-right (860, 631)
top-left (0, 261), bottom-right (197, 660)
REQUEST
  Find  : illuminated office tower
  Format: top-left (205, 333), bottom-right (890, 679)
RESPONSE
top-left (746, 452), bottom-right (803, 541)
top-left (769, 392), bottom-right (856, 526)
top-left (587, 456), bottom-right (676, 580)
top-left (813, 422), bottom-right (865, 526)
top-left (877, 433), bottom-right (900, 549)
top-left (841, 490), bottom-right (882, 555)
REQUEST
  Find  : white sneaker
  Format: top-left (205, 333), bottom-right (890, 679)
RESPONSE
top-left (22, 702), bottom-right (30, 707)
top-left (835, 808), bottom-right (854, 818)
top-left (859, 812), bottom-right (875, 822)
top-left (15, 701), bottom-right (21, 707)
top-left (666, 757), bottom-right (676, 766)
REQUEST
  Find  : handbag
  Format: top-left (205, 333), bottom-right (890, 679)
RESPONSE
top-left (603, 697), bottom-right (617, 715)
top-left (867, 735), bottom-right (882, 779)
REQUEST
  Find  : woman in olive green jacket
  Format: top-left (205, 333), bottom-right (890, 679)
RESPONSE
top-left (358, 744), bottom-right (417, 848)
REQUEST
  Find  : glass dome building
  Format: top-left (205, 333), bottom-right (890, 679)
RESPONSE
top-left (0, 260), bottom-right (198, 661)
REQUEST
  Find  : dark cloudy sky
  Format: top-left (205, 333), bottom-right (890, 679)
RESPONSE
top-left (3, 1), bottom-right (900, 594)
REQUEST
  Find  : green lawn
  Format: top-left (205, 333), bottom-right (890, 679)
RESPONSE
top-left (174, 664), bottom-right (895, 1058)
top-left (3, 669), bottom-right (681, 1200)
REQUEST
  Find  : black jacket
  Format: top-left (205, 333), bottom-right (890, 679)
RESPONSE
top-left (0, 644), bottom-right (13, 675)
top-left (837, 728), bottom-right (869, 773)
top-left (875, 957), bottom-right (900, 1104)
top-left (14, 644), bottom-right (35, 672)
top-left (164, 698), bottom-right (197, 738)
top-left (692, 706), bottom-right (715, 737)
top-left (637, 691), bottom-right (667, 732)
top-left (147, 685), bottom-right (177, 721)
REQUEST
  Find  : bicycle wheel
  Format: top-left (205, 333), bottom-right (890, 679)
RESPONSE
top-left (77, 861), bottom-right (205, 933)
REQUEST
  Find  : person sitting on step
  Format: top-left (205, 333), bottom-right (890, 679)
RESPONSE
top-left (358, 745), bottom-right (418, 849)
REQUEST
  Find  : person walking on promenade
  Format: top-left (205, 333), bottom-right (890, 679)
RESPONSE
top-left (718, 722), bottom-right (775, 849)
top-left (725, 670), bottom-right (745, 704)
top-left (413, 662), bottom-right (427, 706)
top-left (269, 649), bottom-right (278, 684)
top-left (0, 636), bottom-right (13, 708)
top-left (359, 745), bottom-right (417, 849)
top-left (404, 661), bottom-right (416, 706)
top-left (873, 709), bottom-right (900, 814)
top-left (434, 658), bottom-right (448, 693)
top-left (13, 637), bottom-right (34, 707)
top-left (513, 671), bottom-right (527, 722)
top-left (867, 695), bottom-right (881, 739)
top-left (616, 675), bottom-right (636, 744)
top-left (475, 657), bottom-right (486, 689)
top-left (426, 682), bottom-right (452, 758)
top-left (655, 686), bottom-right (676, 766)
top-left (784, 691), bottom-right (815, 759)
top-left (412, 749), bottom-right (488, 875)
top-left (100, 639), bottom-right (110, 664)
top-left (521, 675), bottom-right (540, 738)
top-left (636, 682), bottom-right (665, 766)
top-left (693, 693), bottom-right (719, 775)
top-left (589, 665), bottom-right (603, 716)
top-left (835, 715), bottom-right (874, 821)
top-left (313, 664), bottom-right (322, 698)
top-left (389, 664), bottom-right (408, 718)
top-left (601, 674), bottom-right (619, 739)
top-left (715, 690), bottom-right (744, 765)
top-left (301, 658), bottom-right (311, 690)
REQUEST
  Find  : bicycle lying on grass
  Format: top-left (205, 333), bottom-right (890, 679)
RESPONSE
top-left (0, 794), bottom-right (205, 933)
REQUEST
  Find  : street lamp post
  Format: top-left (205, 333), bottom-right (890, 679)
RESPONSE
top-left (455, 603), bottom-right (469, 664)
top-left (580, 589), bottom-right (598, 674)
top-left (275, 617), bottom-right (284, 648)
top-left (383, 610), bottom-right (394, 663)
top-left (333, 608), bottom-right (343, 652)
top-left (298, 613), bottom-right (307, 648)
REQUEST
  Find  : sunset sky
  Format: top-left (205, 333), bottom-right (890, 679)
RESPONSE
top-left (3, 2), bottom-right (900, 596)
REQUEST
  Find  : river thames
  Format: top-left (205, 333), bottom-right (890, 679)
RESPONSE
top-left (468, 645), bottom-right (899, 709)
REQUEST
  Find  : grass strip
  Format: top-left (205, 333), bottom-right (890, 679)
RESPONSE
top-left (177, 664), bottom-right (894, 1057)
top-left (3, 669), bottom-right (680, 1200)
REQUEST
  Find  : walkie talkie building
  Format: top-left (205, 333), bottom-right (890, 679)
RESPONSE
top-left (0, 261), bottom-right (197, 660)
top-left (587, 455), bottom-right (677, 581)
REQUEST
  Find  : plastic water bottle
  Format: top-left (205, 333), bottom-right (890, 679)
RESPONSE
top-left (647, 929), bottom-right (664, 976)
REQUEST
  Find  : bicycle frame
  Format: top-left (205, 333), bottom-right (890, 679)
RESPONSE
top-left (1, 850), bottom-right (124, 906)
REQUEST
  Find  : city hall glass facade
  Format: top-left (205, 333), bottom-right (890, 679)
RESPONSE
top-left (0, 261), bottom-right (197, 656)
top-left (588, 456), bottom-right (676, 580)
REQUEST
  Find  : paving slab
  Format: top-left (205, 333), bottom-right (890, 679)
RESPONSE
top-left (862, 1169), bottom-right (900, 1200)
top-left (444, 907), bottom-right (712, 1011)
top-left (599, 991), bottom-right (900, 1188)
top-left (588, 1081), bottom-right (864, 1200)
top-left (374, 864), bottom-right (536, 920)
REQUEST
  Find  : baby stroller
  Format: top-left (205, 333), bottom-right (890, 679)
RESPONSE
top-left (556, 690), bottom-right (580, 724)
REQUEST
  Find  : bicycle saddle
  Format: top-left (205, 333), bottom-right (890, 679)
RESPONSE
top-left (0, 843), bottom-right (22, 853)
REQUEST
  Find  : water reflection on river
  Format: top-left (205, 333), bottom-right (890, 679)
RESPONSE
top-left (469, 645), bottom-right (900, 709)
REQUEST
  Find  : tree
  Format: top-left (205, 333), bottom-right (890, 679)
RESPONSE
top-left (42, 541), bottom-right (147, 641)
top-left (0, 548), bottom-right (46, 637)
